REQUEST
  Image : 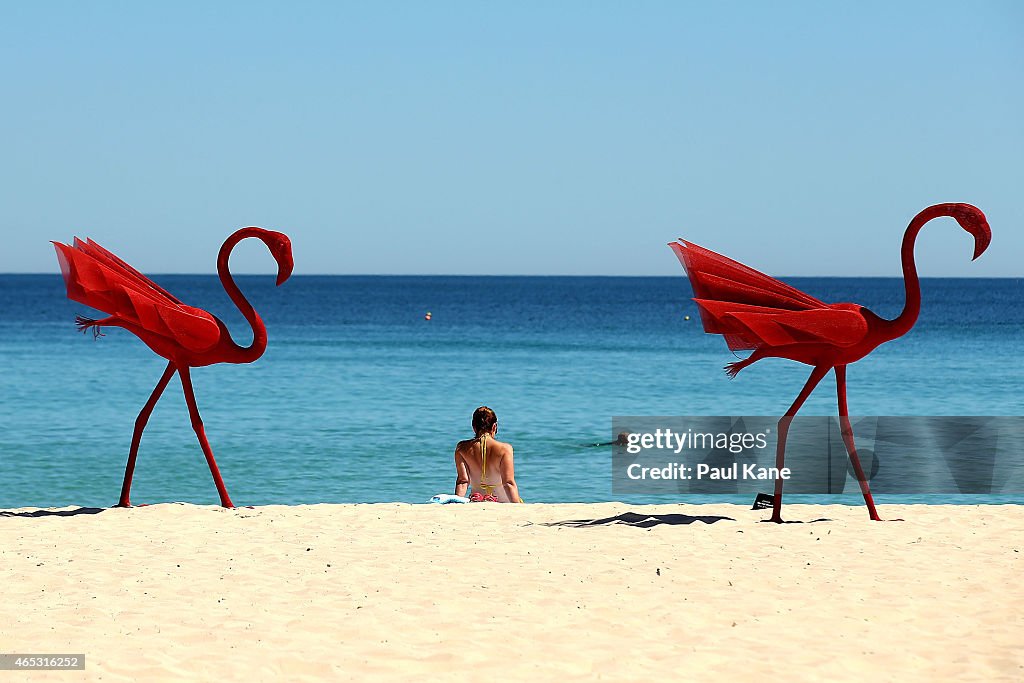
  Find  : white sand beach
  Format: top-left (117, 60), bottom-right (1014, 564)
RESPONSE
top-left (1, 503), bottom-right (1021, 682)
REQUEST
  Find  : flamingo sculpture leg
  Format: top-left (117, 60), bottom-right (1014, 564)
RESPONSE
top-left (834, 365), bottom-right (881, 520)
top-left (53, 228), bottom-right (293, 508)
top-left (669, 203), bottom-right (991, 522)
top-left (771, 364), bottom-right (830, 522)
top-left (179, 365), bottom-right (234, 508)
top-left (119, 361), bottom-right (176, 507)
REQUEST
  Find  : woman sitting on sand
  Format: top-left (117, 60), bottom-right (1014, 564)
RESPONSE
top-left (454, 406), bottom-right (522, 503)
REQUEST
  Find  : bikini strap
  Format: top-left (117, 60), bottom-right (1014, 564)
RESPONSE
top-left (478, 434), bottom-right (496, 496)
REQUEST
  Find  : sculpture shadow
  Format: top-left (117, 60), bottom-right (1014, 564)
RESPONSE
top-left (0, 507), bottom-right (107, 518)
top-left (545, 511), bottom-right (735, 529)
top-left (758, 517), bottom-right (833, 524)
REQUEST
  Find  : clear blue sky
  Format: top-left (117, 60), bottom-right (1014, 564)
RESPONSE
top-left (1, 1), bottom-right (1020, 276)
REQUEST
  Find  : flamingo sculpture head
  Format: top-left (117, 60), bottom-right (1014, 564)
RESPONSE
top-left (949, 203), bottom-right (991, 260)
top-left (265, 230), bottom-right (295, 285)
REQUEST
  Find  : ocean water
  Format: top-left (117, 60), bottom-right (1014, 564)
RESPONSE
top-left (1, 274), bottom-right (1021, 508)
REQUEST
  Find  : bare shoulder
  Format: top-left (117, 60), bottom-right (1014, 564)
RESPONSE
top-left (489, 438), bottom-right (514, 458)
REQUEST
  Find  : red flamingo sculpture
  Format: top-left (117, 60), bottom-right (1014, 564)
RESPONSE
top-left (669, 203), bottom-right (990, 522)
top-left (53, 228), bottom-right (293, 508)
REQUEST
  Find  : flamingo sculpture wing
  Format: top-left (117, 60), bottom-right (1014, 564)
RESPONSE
top-left (669, 203), bottom-right (991, 522)
top-left (53, 228), bottom-right (294, 508)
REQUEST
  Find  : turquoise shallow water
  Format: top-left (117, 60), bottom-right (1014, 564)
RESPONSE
top-left (1, 274), bottom-right (1021, 507)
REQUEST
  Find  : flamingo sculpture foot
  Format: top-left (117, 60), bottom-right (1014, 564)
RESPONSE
top-left (669, 204), bottom-right (991, 522)
top-left (54, 229), bottom-right (293, 508)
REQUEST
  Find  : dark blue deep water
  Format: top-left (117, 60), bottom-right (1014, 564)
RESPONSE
top-left (1, 274), bottom-right (1021, 507)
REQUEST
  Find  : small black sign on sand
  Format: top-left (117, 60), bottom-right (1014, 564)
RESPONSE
top-left (752, 493), bottom-right (775, 510)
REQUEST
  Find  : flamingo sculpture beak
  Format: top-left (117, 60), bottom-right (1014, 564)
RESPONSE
top-left (971, 225), bottom-right (991, 261)
top-left (276, 253), bottom-right (294, 285)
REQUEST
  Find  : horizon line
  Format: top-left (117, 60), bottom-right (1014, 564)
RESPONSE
top-left (2, 272), bottom-right (1020, 279)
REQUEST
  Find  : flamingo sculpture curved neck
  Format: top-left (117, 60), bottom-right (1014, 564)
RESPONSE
top-left (216, 227), bottom-right (294, 365)
top-left (669, 203), bottom-right (991, 522)
top-left (886, 203), bottom-right (991, 341)
top-left (53, 227), bottom-right (294, 508)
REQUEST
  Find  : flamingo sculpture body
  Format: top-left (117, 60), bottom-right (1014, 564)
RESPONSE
top-left (669, 203), bottom-right (991, 522)
top-left (53, 228), bottom-right (293, 508)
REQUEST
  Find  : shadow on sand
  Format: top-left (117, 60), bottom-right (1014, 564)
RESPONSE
top-left (545, 511), bottom-right (735, 528)
top-left (758, 518), bottom-right (833, 524)
top-left (0, 507), bottom-right (107, 518)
